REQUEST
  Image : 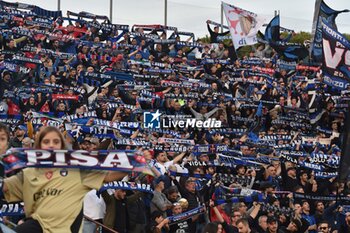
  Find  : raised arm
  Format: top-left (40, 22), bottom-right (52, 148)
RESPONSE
top-left (172, 152), bottom-right (186, 164)
top-left (103, 171), bottom-right (127, 183)
top-left (209, 199), bottom-right (225, 223)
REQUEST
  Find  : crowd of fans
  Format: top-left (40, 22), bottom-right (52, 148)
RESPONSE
top-left (1, 1), bottom-right (350, 233)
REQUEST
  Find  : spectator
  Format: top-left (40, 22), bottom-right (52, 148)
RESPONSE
top-left (4, 126), bottom-right (126, 233)
top-left (202, 222), bottom-right (223, 233)
top-left (172, 177), bottom-right (202, 232)
top-left (266, 216), bottom-right (284, 233)
top-left (280, 218), bottom-right (302, 233)
top-left (236, 218), bottom-right (256, 233)
top-left (83, 190), bottom-right (106, 233)
top-left (257, 215), bottom-right (268, 233)
top-left (128, 191), bottom-right (147, 233)
top-left (301, 201), bottom-right (317, 233)
top-left (154, 151), bottom-right (186, 175)
top-left (206, 20), bottom-right (230, 44)
top-left (8, 125), bottom-right (27, 148)
top-left (210, 199), bottom-right (239, 233)
top-left (317, 221), bottom-right (331, 233)
top-left (281, 165), bottom-right (298, 192)
top-left (147, 211), bottom-right (170, 233)
top-left (102, 188), bottom-right (143, 233)
top-left (150, 176), bottom-right (173, 217)
top-left (166, 186), bottom-right (180, 204)
top-left (21, 137), bottom-right (33, 148)
top-left (169, 203), bottom-right (191, 233)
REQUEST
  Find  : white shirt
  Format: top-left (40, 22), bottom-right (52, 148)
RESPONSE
top-left (83, 190), bottom-right (106, 220)
top-left (154, 161), bottom-right (174, 175)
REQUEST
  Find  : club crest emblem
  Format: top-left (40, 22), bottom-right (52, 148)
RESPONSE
top-left (45, 171), bottom-right (53, 180)
top-left (60, 169), bottom-right (68, 177)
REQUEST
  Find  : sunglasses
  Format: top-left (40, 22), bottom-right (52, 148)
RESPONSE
top-left (319, 227), bottom-right (328, 230)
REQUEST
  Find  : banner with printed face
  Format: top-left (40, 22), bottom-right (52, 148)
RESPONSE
top-left (222, 2), bottom-right (264, 48)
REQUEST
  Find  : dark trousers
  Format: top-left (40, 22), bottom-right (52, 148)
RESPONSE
top-left (15, 218), bottom-right (43, 233)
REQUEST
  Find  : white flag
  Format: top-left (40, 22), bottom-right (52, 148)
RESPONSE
top-left (222, 2), bottom-right (265, 48)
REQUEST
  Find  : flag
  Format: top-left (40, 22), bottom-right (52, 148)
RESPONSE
top-left (263, 15), bottom-right (308, 61)
top-left (247, 102), bottom-right (263, 143)
top-left (32, 6), bottom-right (62, 18)
top-left (264, 15), bottom-right (292, 43)
top-left (272, 43), bottom-right (309, 61)
top-left (222, 2), bottom-right (264, 49)
top-left (321, 20), bottom-right (350, 90)
top-left (264, 15), bottom-right (280, 42)
top-left (256, 102), bottom-right (263, 117)
top-left (310, 0), bottom-right (349, 63)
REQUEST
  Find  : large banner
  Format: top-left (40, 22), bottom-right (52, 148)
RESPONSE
top-left (321, 21), bottom-right (350, 90)
top-left (222, 2), bottom-right (264, 48)
top-left (310, 0), bottom-right (349, 62)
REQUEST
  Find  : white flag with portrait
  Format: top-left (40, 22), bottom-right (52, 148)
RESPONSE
top-left (222, 2), bottom-right (265, 48)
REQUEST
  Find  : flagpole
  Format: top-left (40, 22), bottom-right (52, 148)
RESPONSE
top-left (57, 0), bottom-right (61, 11)
top-left (221, 2), bottom-right (224, 33)
top-left (309, 0), bottom-right (322, 60)
top-left (164, 0), bottom-right (167, 26)
top-left (109, 0), bottom-right (113, 23)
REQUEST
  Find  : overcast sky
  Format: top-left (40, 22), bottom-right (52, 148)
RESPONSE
top-left (7, 0), bottom-right (350, 38)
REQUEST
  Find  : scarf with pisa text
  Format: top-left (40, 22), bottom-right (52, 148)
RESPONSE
top-left (1, 149), bottom-right (154, 175)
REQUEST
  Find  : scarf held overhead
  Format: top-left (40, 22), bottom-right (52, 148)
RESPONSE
top-left (1, 149), bottom-right (154, 175)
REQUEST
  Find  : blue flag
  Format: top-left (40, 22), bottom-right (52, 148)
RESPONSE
top-left (321, 20), bottom-right (350, 90)
top-left (310, 0), bottom-right (349, 62)
top-left (263, 15), bottom-right (308, 61)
